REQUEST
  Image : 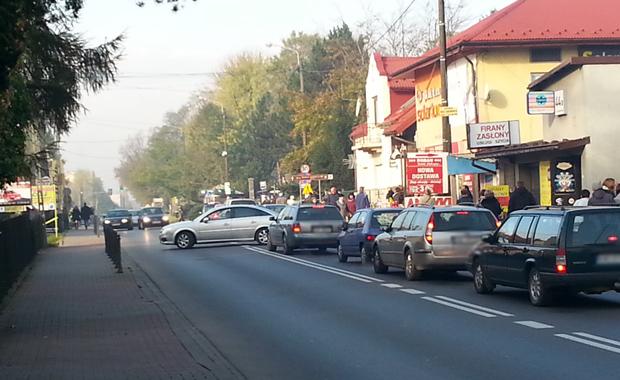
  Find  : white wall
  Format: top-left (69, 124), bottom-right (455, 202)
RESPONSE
top-left (541, 64), bottom-right (620, 191)
top-left (365, 58), bottom-right (392, 126)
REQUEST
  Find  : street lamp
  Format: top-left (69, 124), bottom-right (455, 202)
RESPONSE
top-left (266, 43), bottom-right (306, 146)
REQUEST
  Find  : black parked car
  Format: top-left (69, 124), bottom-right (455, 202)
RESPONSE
top-left (138, 207), bottom-right (169, 229)
top-left (103, 209), bottom-right (133, 230)
top-left (470, 207), bottom-right (620, 306)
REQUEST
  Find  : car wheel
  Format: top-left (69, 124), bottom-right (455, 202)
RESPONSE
top-left (266, 234), bottom-right (277, 252)
top-left (255, 228), bottom-right (269, 245)
top-left (373, 247), bottom-right (388, 274)
top-left (404, 251), bottom-right (422, 281)
top-left (360, 246), bottom-right (368, 263)
top-left (282, 235), bottom-right (293, 255)
top-left (473, 260), bottom-right (495, 294)
top-left (528, 268), bottom-right (552, 306)
top-left (337, 244), bottom-right (348, 263)
top-left (175, 231), bottom-right (195, 250)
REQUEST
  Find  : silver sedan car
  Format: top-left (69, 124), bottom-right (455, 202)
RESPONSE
top-left (159, 205), bottom-right (276, 249)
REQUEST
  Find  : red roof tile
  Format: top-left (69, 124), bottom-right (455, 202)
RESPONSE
top-left (383, 102), bottom-right (416, 136)
top-left (388, 78), bottom-right (415, 91)
top-left (350, 123), bottom-right (368, 139)
top-left (395, 0), bottom-right (620, 76)
top-left (374, 52), bottom-right (420, 77)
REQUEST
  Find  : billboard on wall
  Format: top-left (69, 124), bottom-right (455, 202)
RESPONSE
top-left (0, 180), bottom-right (32, 206)
top-left (405, 153), bottom-right (449, 195)
top-left (467, 121), bottom-right (520, 149)
top-left (527, 91), bottom-right (555, 115)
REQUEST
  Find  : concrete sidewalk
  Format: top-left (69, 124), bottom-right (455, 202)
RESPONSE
top-left (0, 230), bottom-right (226, 379)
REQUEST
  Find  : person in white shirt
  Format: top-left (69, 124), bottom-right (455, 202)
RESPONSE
top-left (573, 189), bottom-right (590, 207)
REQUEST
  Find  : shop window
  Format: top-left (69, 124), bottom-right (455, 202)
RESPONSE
top-left (530, 48), bottom-right (562, 62)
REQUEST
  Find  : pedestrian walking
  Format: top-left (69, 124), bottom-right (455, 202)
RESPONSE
top-left (457, 188), bottom-right (474, 205)
top-left (355, 186), bottom-right (371, 210)
top-left (481, 190), bottom-right (503, 219)
top-left (573, 189), bottom-right (590, 207)
top-left (337, 196), bottom-right (347, 220)
top-left (419, 188), bottom-right (435, 206)
top-left (589, 178), bottom-right (616, 206)
top-left (393, 186), bottom-right (405, 207)
top-left (80, 202), bottom-right (93, 230)
top-left (345, 193), bottom-right (357, 218)
top-left (508, 181), bottom-right (537, 213)
top-left (70, 205), bottom-right (81, 230)
top-left (324, 187), bottom-right (340, 209)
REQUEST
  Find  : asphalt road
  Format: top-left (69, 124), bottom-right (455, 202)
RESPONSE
top-left (121, 229), bottom-right (620, 380)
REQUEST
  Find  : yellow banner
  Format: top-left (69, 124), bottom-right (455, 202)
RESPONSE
top-left (539, 161), bottom-right (552, 206)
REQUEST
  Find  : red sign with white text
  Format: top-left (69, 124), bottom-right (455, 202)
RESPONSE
top-left (406, 153), bottom-right (449, 195)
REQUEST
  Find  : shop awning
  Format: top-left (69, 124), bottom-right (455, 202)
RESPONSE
top-left (448, 155), bottom-right (496, 175)
top-left (473, 137), bottom-right (590, 159)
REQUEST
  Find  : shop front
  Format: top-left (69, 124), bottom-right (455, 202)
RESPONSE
top-left (475, 137), bottom-right (590, 206)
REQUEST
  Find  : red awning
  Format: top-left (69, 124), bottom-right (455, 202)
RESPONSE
top-left (349, 123), bottom-right (368, 139)
top-left (383, 104), bottom-right (416, 136)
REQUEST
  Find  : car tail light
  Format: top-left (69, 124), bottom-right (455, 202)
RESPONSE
top-left (456, 211), bottom-right (469, 215)
top-left (365, 234), bottom-right (375, 242)
top-left (556, 248), bottom-right (567, 274)
top-left (292, 223), bottom-right (302, 233)
top-left (312, 205), bottom-right (325, 209)
top-left (608, 235), bottom-right (619, 243)
top-left (424, 215), bottom-right (434, 245)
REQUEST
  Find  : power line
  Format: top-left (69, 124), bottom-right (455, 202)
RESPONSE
top-left (371, 0), bottom-right (417, 48)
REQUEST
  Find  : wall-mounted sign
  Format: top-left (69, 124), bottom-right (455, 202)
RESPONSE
top-left (439, 106), bottom-right (458, 117)
top-left (467, 120), bottom-right (520, 149)
top-left (527, 91), bottom-right (555, 114)
top-left (405, 153), bottom-right (449, 195)
top-left (554, 90), bottom-right (566, 116)
top-left (0, 180), bottom-right (32, 206)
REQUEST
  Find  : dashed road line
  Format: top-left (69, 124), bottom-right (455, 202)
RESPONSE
top-left (399, 288), bottom-right (425, 295)
top-left (556, 333), bottom-right (620, 355)
top-left (422, 296), bottom-right (498, 318)
top-left (434, 295), bottom-right (514, 317)
top-left (514, 321), bottom-right (554, 329)
top-left (573, 332), bottom-right (620, 347)
top-left (381, 283), bottom-right (403, 289)
top-left (246, 246), bottom-right (384, 282)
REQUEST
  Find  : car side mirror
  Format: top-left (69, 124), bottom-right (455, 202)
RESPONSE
top-left (269, 216), bottom-right (276, 221)
top-left (482, 234), bottom-right (496, 244)
top-left (382, 226), bottom-right (392, 233)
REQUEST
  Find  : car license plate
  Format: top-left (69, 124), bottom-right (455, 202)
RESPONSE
top-left (152, 220), bottom-right (161, 225)
top-left (313, 227), bottom-right (331, 233)
top-left (453, 236), bottom-right (481, 244)
top-left (597, 254), bottom-right (620, 265)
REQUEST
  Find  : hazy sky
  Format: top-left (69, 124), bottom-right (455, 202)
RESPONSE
top-left (63, 0), bottom-right (513, 192)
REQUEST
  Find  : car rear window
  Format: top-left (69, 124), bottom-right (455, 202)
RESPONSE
top-left (567, 212), bottom-right (620, 248)
top-left (297, 206), bottom-right (343, 221)
top-left (142, 207), bottom-right (163, 215)
top-left (433, 211), bottom-right (496, 232)
top-left (370, 211), bottom-right (400, 229)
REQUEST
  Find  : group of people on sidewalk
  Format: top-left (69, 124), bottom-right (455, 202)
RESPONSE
top-left (321, 186), bottom-right (371, 221)
top-left (70, 202), bottom-right (94, 230)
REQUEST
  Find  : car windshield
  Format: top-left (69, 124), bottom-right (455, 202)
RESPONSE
top-left (567, 212), bottom-right (620, 247)
top-left (433, 211), bottom-right (496, 231)
top-left (370, 211), bottom-right (400, 228)
top-left (297, 206), bottom-right (342, 221)
top-left (107, 210), bottom-right (130, 217)
top-left (142, 207), bottom-right (164, 215)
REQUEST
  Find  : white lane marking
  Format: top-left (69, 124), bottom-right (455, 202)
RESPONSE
top-left (514, 321), bottom-right (554, 329)
top-left (434, 295), bottom-right (513, 317)
top-left (422, 297), bottom-right (497, 318)
top-left (381, 283), bottom-right (403, 289)
top-left (247, 246), bottom-right (384, 282)
top-left (244, 246), bottom-right (372, 283)
top-left (556, 334), bottom-right (620, 355)
top-left (573, 332), bottom-right (620, 347)
top-left (399, 288), bottom-right (425, 295)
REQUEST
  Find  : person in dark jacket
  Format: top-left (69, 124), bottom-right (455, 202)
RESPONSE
top-left (508, 181), bottom-right (537, 213)
top-left (80, 202), bottom-right (93, 230)
top-left (589, 178), bottom-right (616, 206)
top-left (481, 190), bottom-right (503, 219)
top-left (457, 188), bottom-right (474, 205)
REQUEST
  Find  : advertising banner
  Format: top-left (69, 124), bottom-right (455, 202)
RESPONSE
top-left (484, 185), bottom-right (510, 213)
top-left (467, 121), bottom-right (520, 149)
top-left (0, 180), bottom-right (32, 206)
top-left (405, 196), bottom-right (453, 207)
top-left (406, 153), bottom-right (449, 195)
top-left (33, 185), bottom-right (57, 210)
top-left (527, 91), bottom-right (555, 114)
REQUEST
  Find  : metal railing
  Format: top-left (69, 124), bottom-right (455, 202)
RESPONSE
top-left (0, 213), bottom-right (46, 298)
top-left (103, 225), bottom-right (122, 273)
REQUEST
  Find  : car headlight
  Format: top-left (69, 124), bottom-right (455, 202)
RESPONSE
top-left (143, 216), bottom-right (151, 223)
top-left (121, 218), bottom-right (128, 223)
top-left (104, 220), bottom-right (111, 224)
top-left (162, 215), bottom-right (169, 222)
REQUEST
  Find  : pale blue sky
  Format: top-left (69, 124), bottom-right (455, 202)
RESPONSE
top-left (63, 0), bottom-right (513, 191)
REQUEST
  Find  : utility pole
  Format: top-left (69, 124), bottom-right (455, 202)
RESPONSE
top-left (221, 105), bottom-right (229, 183)
top-left (438, 0), bottom-right (452, 154)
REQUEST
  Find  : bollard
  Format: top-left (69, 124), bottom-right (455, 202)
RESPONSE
top-left (103, 225), bottom-right (122, 273)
